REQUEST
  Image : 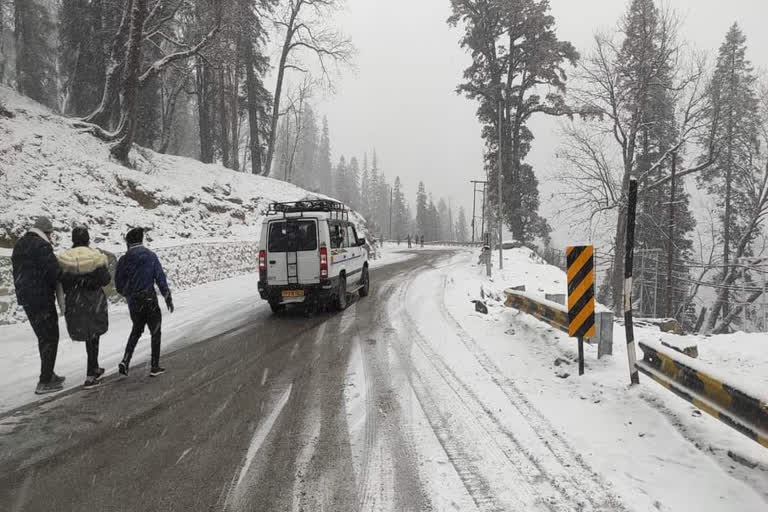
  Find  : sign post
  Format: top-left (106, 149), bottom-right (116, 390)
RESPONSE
top-left (624, 179), bottom-right (640, 385)
top-left (567, 245), bottom-right (596, 376)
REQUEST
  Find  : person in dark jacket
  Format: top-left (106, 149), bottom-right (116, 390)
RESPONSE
top-left (114, 227), bottom-right (173, 377)
top-left (57, 226), bottom-right (111, 389)
top-left (11, 216), bottom-right (65, 394)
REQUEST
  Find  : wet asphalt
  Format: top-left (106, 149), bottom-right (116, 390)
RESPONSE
top-left (0, 250), bottom-right (452, 512)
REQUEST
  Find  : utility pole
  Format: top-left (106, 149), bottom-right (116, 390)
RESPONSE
top-left (497, 98), bottom-right (504, 270)
top-left (470, 180), bottom-right (487, 244)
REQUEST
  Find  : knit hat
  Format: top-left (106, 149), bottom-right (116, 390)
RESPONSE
top-left (72, 225), bottom-right (90, 247)
top-left (125, 227), bottom-right (144, 246)
top-left (33, 216), bottom-right (54, 233)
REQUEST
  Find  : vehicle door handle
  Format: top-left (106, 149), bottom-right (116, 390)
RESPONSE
top-left (269, 260), bottom-right (276, 264)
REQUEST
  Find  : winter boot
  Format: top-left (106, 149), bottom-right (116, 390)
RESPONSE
top-left (83, 377), bottom-right (101, 390)
top-left (35, 380), bottom-right (64, 395)
top-left (118, 360), bottom-right (129, 376)
top-left (149, 367), bottom-right (166, 377)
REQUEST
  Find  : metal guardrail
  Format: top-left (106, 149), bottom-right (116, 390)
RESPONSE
top-left (504, 290), bottom-right (569, 332)
top-left (503, 289), bottom-right (613, 357)
top-left (636, 342), bottom-right (768, 448)
top-left (383, 240), bottom-right (484, 248)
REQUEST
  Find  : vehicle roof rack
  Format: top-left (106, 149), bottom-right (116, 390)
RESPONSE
top-left (267, 199), bottom-right (349, 222)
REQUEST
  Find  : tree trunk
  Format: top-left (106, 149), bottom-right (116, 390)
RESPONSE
top-left (14, 0), bottom-right (23, 95)
top-left (712, 288), bottom-right (763, 334)
top-left (195, 59), bottom-right (214, 163)
top-left (82, 0), bottom-right (132, 128)
top-left (1, 0), bottom-right (6, 83)
top-left (242, 33), bottom-right (263, 174)
top-left (230, 60), bottom-right (240, 171)
top-left (665, 151), bottom-right (677, 317)
top-left (217, 68), bottom-right (231, 168)
top-left (110, 0), bottom-right (148, 162)
top-left (611, 168), bottom-right (632, 314)
top-left (158, 78), bottom-right (184, 154)
top-left (264, 7), bottom-right (300, 176)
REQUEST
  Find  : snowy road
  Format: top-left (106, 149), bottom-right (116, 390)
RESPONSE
top-left (0, 249), bottom-right (754, 511)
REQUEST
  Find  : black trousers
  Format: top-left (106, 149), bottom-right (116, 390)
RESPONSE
top-left (23, 304), bottom-right (60, 384)
top-left (85, 335), bottom-right (100, 377)
top-left (123, 292), bottom-right (162, 368)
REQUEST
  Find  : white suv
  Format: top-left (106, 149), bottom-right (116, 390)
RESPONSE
top-left (257, 200), bottom-right (370, 313)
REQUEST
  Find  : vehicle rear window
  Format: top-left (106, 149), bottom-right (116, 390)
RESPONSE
top-left (268, 221), bottom-right (317, 252)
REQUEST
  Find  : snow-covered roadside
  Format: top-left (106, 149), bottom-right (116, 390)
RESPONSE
top-left (369, 245), bottom-right (417, 268)
top-left (443, 248), bottom-right (768, 510)
top-left (0, 274), bottom-right (264, 415)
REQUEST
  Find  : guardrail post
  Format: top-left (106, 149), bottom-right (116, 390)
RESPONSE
top-left (595, 311), bottom-right (614, 358)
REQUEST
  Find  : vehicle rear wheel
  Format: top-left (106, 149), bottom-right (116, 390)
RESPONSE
top-left (335, 276), bottom-right (348, 311)
top-left (269, 300), bottom-right (285, 314)
top-left (359, 266), bottom-right (370, 297)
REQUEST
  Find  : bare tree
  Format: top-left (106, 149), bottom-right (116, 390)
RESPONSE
top-left (278, 77), bottom-right (314, 182)
top-left (557, 6), bottom-right (717, 312)
top-left (263, 0), bottom-right (353, 176)
top-left (75, 0), bottom-right (219, 162)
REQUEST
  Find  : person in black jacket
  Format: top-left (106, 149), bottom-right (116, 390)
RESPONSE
top-left (11, 216), bottom-right (65, 394)
top-left (114, 227), bottom-right (173, 377)
top-left (57, 226), bottom-right (111, 389)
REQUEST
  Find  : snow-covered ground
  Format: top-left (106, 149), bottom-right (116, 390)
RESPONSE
top-left (0, 86), bottom-right (356, 247)
top-left (441, 247), bottom-right (768, 510)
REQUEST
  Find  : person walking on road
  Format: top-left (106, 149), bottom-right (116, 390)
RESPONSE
top-left (115, 227), bottom-right (173, 377)
top-left (420, 235), bottom-right (424, 248)
top-left (57, 226), bottom-right (111, 389)
top-left (11, 216), bottom-right (65, 394)
top-left (407, 234), bottom-right (412, 248)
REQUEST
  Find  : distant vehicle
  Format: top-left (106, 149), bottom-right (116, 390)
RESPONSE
top-left (258, 200), bottom-right (370, 313)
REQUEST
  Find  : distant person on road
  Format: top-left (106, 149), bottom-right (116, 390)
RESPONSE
top-left (420, 235), bottom-right (424, 248)
top-left (11, 216), bottom-right (65, 394)
top-left (407, 234), bottom-right (412, 248)
top-left (57, 226), bottom-right (111, 389)
top-left (115, 227), bottom-right (173, 377)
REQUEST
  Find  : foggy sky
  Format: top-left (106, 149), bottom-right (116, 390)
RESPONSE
top-left (318, 0), bottom-right (768, 244)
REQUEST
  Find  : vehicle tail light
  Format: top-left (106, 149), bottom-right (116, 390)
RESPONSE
top-left (319, 247), bottom-right (328, 279)
top-left (259, 250), bottom-right (267, 279)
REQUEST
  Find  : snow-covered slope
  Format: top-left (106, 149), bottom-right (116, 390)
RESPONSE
top-left (0, 85), bottom-right (346, 248)
top-left (445, 247), bottom-right (768, 509)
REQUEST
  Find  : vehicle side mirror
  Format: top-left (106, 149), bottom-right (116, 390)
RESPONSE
top-left (357, 238), bottom-right (366, 247)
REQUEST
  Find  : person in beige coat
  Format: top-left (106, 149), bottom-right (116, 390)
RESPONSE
top-left (57, 226), bottom-right (111, 389)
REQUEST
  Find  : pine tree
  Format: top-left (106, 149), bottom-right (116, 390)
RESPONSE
top-left (360, 165), bottom-right (370, 219)
top-left (699, 23), bottom-right (761, 328)
top-left (317, 117), bottom-right (332, 194)
top-left (334, 155), bottom-right (348, 203)
top-left (456, 206), bottom-right (469, 242)
top-left (348, 156), bottom-right (361, 210)
top-left (14, 0), bottom-right (56, 108)
top-left (295, 106), bottom-right (319, 190)
top-left (437, 198), bottom-right (449, 241)
top-left (416, 181), bottom-right (428, 238)
top-left (449, 0), bottom-right (577, 243)
top-left (392, 176), bottom-right (407, 241)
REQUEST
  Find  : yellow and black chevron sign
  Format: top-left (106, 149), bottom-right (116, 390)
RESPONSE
top-left (566, 245), bottom-right (596, 338)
